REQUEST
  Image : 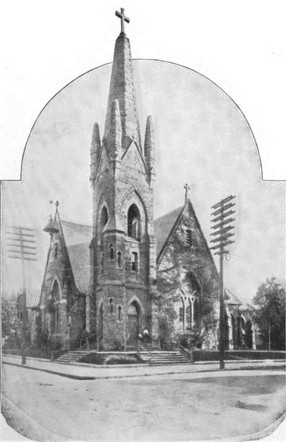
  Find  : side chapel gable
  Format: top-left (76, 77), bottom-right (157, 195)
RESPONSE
top-left (156, 200), bottom-right (219, 281)
top-left (39, 213), bottom-right (77, 307)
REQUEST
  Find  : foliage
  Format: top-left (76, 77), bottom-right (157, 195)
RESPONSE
top-left (79, 352), bottom-right (142, 365)
top-left (1, 294), bottom-right (22, 348)
top-left (192, 350), bottom-right (286, 362)
top-left (157, 295), bottom-right (177, 349)
top-left (176, 328), bottom-right (206, 350)
top-left (156, 221), bottom-right (218, 347)
top-left (157, 223), bottom-right (216, 323)
top-left (252, 278), bottom-right (286, 350)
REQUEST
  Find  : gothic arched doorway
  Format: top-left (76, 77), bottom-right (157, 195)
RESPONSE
top-left (127, 301), bottom-right (141, 345)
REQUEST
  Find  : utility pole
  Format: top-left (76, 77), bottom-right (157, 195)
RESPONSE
top-left (210, 195), bottom-right (235, 369)
top-left (7, 226), bottom-right (37, 364)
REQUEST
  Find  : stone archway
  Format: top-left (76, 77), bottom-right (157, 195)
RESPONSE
top-left (127, 301), bottom-right (141, 345)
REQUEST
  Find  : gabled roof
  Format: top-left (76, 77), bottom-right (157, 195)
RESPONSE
top-left (67, 243), bottom-right (91, 294)
top-left (225, 288), bottom-right (242, 306)
top-left (154, 206), bottom-right (184, 259)
top-left (61, 221), bottom-right (92, 247)
top-left (61, 221), bottom-right (92, 294)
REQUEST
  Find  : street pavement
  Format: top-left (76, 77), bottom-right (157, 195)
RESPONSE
top-left (2, 353), bottom-right (285, 380)
top-left (2, 361), bottom-right (286, 442)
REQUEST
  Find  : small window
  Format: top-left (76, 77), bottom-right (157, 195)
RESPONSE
top-left (179, 307), bottom-right (184, 322)
top-left (110, 244), bottom-right (114, 260)
top-left (109, 298), bottom-right (114, 314)
top-left (131, 252), bottom-right (138, 272)
top-left (101, 252), bottom-right (104, 272)
top-left (117, 251), bottom-right (122, 268)
top-left (186, 229), bottom-right (192, 246)
top-left (54, 242), bottom-right (58, 258)
top-left (117, 305), bottom-right (122, 322)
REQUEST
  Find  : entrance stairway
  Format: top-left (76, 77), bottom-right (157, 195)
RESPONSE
top-left (55, 350), bottom-right (91, 364)
top-left (54, 349), bottom-right (192, 365)
top-left (139, 350), bottom-right (192, 365)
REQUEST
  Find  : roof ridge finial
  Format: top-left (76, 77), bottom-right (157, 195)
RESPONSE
top-left (184, 183), bottom-right (190, 204)
top-left (115, 7), bottom-right (130, 34)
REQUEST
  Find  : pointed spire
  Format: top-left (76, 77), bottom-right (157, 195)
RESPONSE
top-left (109, 99), bottom-right (122, 159)
top-left (91, 122), bottom-right (101, 155)
top-left (90, 122), bottom-right (101, 181)
top-left (144, 116), bottom-right (155, 179)
top-left (103, 31), bottom-right (141, 152)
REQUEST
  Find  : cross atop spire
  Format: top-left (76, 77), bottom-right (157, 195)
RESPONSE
top-left (115, 8), bottom-right (130, 34)
top-left (184, 183), bottom-right (190, 203)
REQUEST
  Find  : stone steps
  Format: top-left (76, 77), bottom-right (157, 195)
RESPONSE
top-left (139, 351), bottom-right (191, 365)
top-left (55, 350), bottom-right (91, 364)
top-left (55, 349), bottom-right (192, 365)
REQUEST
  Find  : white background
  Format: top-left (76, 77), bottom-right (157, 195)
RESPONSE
top-left (0, 0), bottom-right (286, 182)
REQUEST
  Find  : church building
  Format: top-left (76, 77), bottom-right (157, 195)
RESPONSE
top-left (37, 9), bottom-right (255, 352)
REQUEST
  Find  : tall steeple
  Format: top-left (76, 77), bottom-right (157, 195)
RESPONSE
top-left (89, 9), bottom-right (159, 349)
top-left (103, 8), bottom-right (141, 153)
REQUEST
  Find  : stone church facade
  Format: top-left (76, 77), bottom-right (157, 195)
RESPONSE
top-left (36, 15), bottom-right (256, 352)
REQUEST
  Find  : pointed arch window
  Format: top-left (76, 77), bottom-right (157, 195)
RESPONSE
top-left (185, 229), bottom-right (192, 246)
top-left (100, 206), bottom-right (108, 230)
top-left (127, 204), bottom-right (141, 240)
top-left (117, 251), bottom-right (122, 268)
top-left (117, 305), bottom-right (123, 322)
top-left (110, 244), bottom-right (114, 260)
top-left (108, 298), bottom-right (114, 314)
top-left (131, 252), bottom-right (138, 272)
top-left (179, 298), bottom-right (184, 323)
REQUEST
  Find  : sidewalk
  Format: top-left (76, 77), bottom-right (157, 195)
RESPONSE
top-left (3, 354), bottom-right (285, 380)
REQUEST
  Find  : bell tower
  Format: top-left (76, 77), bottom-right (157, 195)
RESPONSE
top-left (87, 9), bottom-right (158, 350)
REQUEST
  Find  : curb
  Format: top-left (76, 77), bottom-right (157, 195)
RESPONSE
top-left (2, 395), bottom-right (64, 441)
top-left (3, 360), bottom-right (286, 381)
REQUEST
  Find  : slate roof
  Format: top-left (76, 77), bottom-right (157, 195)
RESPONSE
top-left (61, 221), bottom-right (92, 294)
top-left (67, 243), bottom-right (91, 293)
top-left (154, 206), bottom-right (184, 259)
top-left (225, 288), bottom-right (242, 306)
top-left (61, 221), bottom-right (92, 247)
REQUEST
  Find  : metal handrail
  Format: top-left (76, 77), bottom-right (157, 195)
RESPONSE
top-left (179, 344), bottom-right (194, 364)
top-left (51, 345), bottom-right (67, 361)
top-left (77, 333), bottom-right (97, 351)
top-left (138, 343), bottom-right (152, 365)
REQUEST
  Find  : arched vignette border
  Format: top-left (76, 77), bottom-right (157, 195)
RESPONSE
top-left (1, 58), bottom-right (283, 184)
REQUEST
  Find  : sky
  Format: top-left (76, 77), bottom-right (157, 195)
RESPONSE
top-left (1, 0), bottom-right (285, 305)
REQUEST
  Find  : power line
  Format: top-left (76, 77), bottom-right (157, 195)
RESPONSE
top-left (6, 225), bottom-right (37, 365)
top-left (210, 195), bottom-right (236, 370)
